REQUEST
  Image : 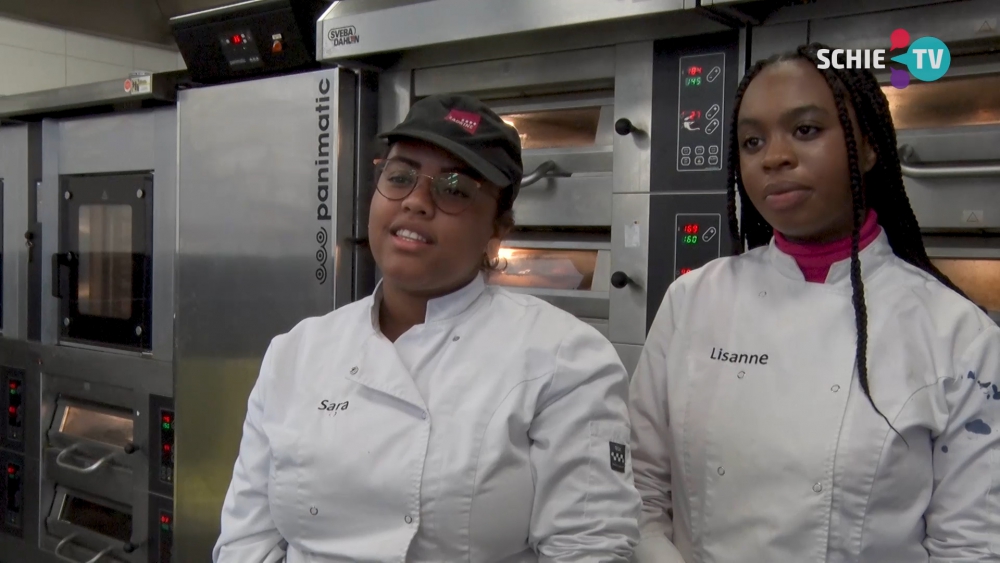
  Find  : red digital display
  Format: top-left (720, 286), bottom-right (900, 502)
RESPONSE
top-left (6, 464), bottom-right (15, 475)
top-left (682, 110), bottom-right (702, 121)
top-left (162, 414), bottom-right (171, 423)
top-left (680, 268), bottom-right (693, 275)
top-left (163, 444), bottom-right (172, 452)
top-left (683, 224), bottom-right (699, 234)
top-left (686, 66), bottom-right (703, 76)
top-left (8, 382), bottom-right (16, 389)
top-left (7, 406), bottom-right (15, 415)
top-left (232, 35), bottom-right (242, 44)
top-left (160, 515), bottom-right (171, 524)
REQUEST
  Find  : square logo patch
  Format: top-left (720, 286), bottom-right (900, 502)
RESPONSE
top-left (444, 109), bottom-right (482, 134)
top-left (610, 442), bottom-right (627, 473)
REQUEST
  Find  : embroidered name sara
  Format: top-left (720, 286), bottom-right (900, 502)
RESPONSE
top-left (710, 347), bottom-right (769, 365)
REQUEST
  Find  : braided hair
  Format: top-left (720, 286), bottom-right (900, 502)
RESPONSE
top-left (725, 43), bottom-right (969, 427)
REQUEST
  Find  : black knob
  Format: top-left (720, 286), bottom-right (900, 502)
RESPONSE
top-left (123, 542), bottom-right (136, 553)
top-left (123, 442), bottom-right (137, 455)
top-left (615, 118), bottom-right (636, 136)
top-left (611, 271), bottom-right (630, 289)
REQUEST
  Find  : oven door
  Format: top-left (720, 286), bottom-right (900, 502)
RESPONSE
top-left (884, 72), bottom-right (1000, 231)
top-left (55, 172), bottom-right (153, 351)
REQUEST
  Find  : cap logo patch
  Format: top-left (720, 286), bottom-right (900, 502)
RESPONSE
top-left (445, 109), bottom-right (481, 134)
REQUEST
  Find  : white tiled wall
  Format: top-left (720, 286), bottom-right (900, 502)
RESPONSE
top-left (0, 16), bottom-right (186, 96)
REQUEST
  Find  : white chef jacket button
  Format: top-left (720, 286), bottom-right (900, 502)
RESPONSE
top-left (813, 483), bottom-right (823, 493)
top-left (452, 335), bottom-right (460, 342)
top-left (831, 384), bottom-right (840, 392)
top-left (737, 371), bottom-right (745, 379)
top-left (405, 515), bottom-right (413, 524)
top-left (350, 366), bottom-right (358, 374)
top-left (717, 467), bottom-right (725, 475)
top-left (421, 411), bottom-right (427, 420)
top-left (759, 291), bottom-right (767, 297)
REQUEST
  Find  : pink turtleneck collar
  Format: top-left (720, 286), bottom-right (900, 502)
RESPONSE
top-left (773, 210), bottom-right (882, 283)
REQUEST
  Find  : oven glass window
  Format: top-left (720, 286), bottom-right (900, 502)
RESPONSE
top-left (59, 404), bottom-right (134, 449)
top-left (78, 204), bottom-right (133, 320)
top-left (883, 74), bottom-right (1000, 130)
top-left (59, 495), bottom-right (132, 543)
top-left (488, 248), bottom-right (598, 290)
top-left (930, 258), bottom-right (1000, 312)
top-left (500, 107), bottom-right (602, 149)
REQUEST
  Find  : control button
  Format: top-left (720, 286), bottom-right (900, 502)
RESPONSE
top-left (702, 226), bottom-right (718, 242)
top-left (813, 483), bottom-right (823, 493)
top-left (709, 145), bottom-right (719, 155)
top-left (681, 157), bottom-right (691, 166)
top-left (272, 40), bottom-right (283, 54)
top-left (695, 146), bottom-right (705, 155)
top-left (708, 155), bottom-right (719, 166)
top-left (706, 104), bottom-right (721, 120)
top-left (694, 156), bottom-right (705, 166)
top-left (681, 146), bottom-right (691, 156)
top-left (705, 119), bottom-right (720, 135)
top-left (707, 66), bottom-right (722, 83)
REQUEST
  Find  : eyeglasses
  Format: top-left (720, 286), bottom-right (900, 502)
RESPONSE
top-left (374, 158), bottom-right (488, 214)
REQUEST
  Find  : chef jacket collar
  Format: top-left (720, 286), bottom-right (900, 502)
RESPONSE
top-left (767, 229), bottom-right (894, 288)
top-left (370, 273), bottom-right (488, 330)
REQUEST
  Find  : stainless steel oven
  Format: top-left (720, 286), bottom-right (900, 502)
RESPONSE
top-left (749, 0), bottom-right (1000, 322)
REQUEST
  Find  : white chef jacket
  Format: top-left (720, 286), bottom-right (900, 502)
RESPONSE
top-left (213, 273), bottom-right (641, 563)
top-left (630, 231), bottom-right (1000, 563)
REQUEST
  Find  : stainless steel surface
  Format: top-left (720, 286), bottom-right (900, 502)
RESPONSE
top-left (899, 144), bottom-right (1000, 178)
top-left (761, 0), bottom-right (958, 26)
top-left (614, 342), bottom-right (643, 378)
top-left (513, 174), bottom-right (612, 227)
top-left (151, 110), bottom-right (178, 360)
top-left (413, 48), bottom-right (616, 98)
top-left (809, 0), bottom-right (1000, 51)
top-left (40, 119), bottom-right (60, 346)
top-left (519, 161), bottom-right (571, 188)
top-left (173, 67), bottom-right (364, 562)
top-left (0, 0), bottom-right (270, 47)
top-left (59, 113), bottom-right (157, 175)
top-left (0, 77), bottom-right (176, 123)
top-left (317, 0), bottom-right (687, 60)
top-left (749, 21), bottom-right (808, 63)
top-left (608, 43), bottom-right (654, 347)
top-left (610, 193), bottom-right (651, 347)
top-left (0, 124), bottom-right (30, 339)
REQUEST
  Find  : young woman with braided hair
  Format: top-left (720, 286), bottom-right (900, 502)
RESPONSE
top-left (629, 43), bottom-right (1000, 563)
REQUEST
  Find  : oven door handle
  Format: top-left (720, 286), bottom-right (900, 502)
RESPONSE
top-left (54, 533), bottom-right (114, 563)
top-left (520, 160), bottom-right (571, 188)
top-left (899, 144), bottom-right (1000, 178)
top-left (55, 444), bottom-right (115, 474)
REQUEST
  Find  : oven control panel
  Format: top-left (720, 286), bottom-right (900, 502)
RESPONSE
top-left (0, 451), bottom-right (24, 537)
top-left (2, 367), bottom-right (24, 448)
top-left (677, 53), bottom-right (726, 172)
top-left (148, 494), bottom-right (173, 563)
top-left (674, 213), bottom-right (723, 280)
top-left (148, 394), bottom-right (175, 498)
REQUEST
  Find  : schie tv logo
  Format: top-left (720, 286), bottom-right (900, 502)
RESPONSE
top-left (816, 28), bottom-right (951, 89)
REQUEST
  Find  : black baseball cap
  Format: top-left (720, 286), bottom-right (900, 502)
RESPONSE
top-left (378, 94), bottom-right (524, 198)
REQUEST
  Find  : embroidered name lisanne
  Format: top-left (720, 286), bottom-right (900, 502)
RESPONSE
top-left (710, 347), bottom-right (769, 365)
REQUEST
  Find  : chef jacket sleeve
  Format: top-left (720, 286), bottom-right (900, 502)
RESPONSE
top-left (213, 340), bottom-right (288, 563)
top-left (527, 322), bottom-right (642, 562)
top-left (628, 291), bottom-right (687, 563)
top-left (924, 323), bottom-right (1000, 561)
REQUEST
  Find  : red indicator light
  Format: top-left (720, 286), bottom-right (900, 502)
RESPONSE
top-left (680, 268), bottom-right (693, 275)
top-left (160, 515), bottom-right (171, 524)
top-left (7, 465), bottom-right (15, 475)
top-left (162, 414), bottom-right (171, 423)
top-left (7, 406), bottom-right (15, 415)
top-left (163, 444), bottom-right (171, 452)
top-left (8, 382), bottom-right (16, 389)
top-left (233, 35), bottom-right (242, 44)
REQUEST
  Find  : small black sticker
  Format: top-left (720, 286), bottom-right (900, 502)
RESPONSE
top-left (610, 442), bottom-right (627, 473)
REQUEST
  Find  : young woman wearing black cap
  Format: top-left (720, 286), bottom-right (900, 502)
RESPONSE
top-left (214, 94), bottom-right (642, 562)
